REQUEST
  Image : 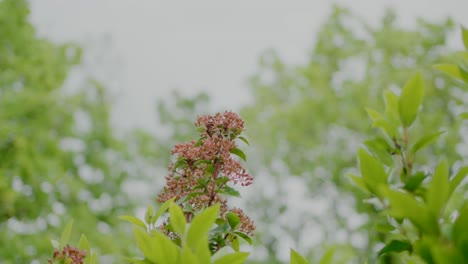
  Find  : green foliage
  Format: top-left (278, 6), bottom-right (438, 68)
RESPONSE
top-left (0, 0), bottom-right (144, 262)
top-left (352, 33), bottom-right (468, 261)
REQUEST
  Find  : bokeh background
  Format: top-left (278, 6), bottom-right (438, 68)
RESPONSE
top-left (2, 0), bottom-right (468, 263)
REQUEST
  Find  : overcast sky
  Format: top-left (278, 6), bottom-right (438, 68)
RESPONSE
top-left (30, 0), bottom-right (468, 133)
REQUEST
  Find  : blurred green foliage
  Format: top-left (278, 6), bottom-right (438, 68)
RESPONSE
top-left (0, 0), bottom-right (141, 262)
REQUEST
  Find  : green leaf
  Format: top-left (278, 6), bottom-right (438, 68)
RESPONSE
top-left (144, 205), bottom-right (155, 225)
top-left (358, 148), bottom-right (388, 196)
top-left (59, 220), bottom-right (74, 249)
top-left (290, 249), bottom-right (309, 264)
top-left (403, 171), bottom-right (427, 192)
top-left (433, 64), bottom-right (468, 81)
top-left (364, 137), bottom-right (394, 166)
top-left (230, 147), bottom-right (247, 161)
top-left (462, 26), bottom-right (468, 50)
top-left (426, 160), bottom-right (450, 216)
top-left (234, 231), bottom-right (252, 245)
top-left (179, 245), bottom-right (199, 264)
top-left (238, 136), bottom-right (250, 146)
top-left (218, 186), bottom-right (241, 197)
top-left (154, 197), bottom-right (176, 222)
top-left (453, 203), bottom-right (468, 249)
top-left (227, 212), bottom-right (241, 230)
top-left (213, 252), bottom-right (249, 264)
top-left (77, 234), bottom-right (90, 252)
top-left (348, 173), bottom-right (370, 193)
top-left (384, 90), bottom-right (400, 124)
top-left (230, 235), bottom-right (240, 251)
top-left (318, 247), bottom-right (335, 264)
top-left (133, 227), bottom-right (156, 263)
top-left (119, 215), bottom-right (147, 230)
top-left (365, 108), bottom-right (396, 137)
top-left (385, 189), bottom-right (439, 236)
top-left (399, 72), bottom-right (424, 127)
top-left (378, 240), bottom-right (412, 256)
top-left (187, 204), bottom-right (220, 251)
top-left (410, 131), bottom-right (444, 154)
top-left (169, 203), bottom-right (186, 235)
top-left (460, 112), bottom-right (468, 120)
top-left (133, 226), bottom-right (179, 264)
top-left (450, 166), bottom-right (468, 195)
top-left (173, 158), bottom-right (188, 172)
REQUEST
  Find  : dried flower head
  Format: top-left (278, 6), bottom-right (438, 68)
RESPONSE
top-left (48, 244), bottom-right (87, 264)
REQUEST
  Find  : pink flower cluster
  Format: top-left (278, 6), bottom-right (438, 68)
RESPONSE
top-left (157, 111), bottom-right (255, 235)
top-left (48, 245), bottom-right (87, 264)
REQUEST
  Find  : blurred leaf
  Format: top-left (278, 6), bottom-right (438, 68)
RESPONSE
top-left (378, 240), bottom-right (412, 256)
top-left (399, 72), bottom-right (424, 127)
top-left (426, 160), bottom-right (450, 216)
top-left (169, 203), bottom-right (186, 236)
top-left (462, 26), bottom-right (468, 50)
top-left (213, 252), bottom-right (249, 264)
top-left (187, 204), bottom-right (220, 252)
top-left (404, 171), bottom-right (427, 192)
top-left (154, 197), bottom-right (176, 222)
top-left (119, 215), bottom-right (147, 230)
top-left (59, 220), bottom-right (74, 249)
top-left (358, 148), bottom-right (388, 196)
top-left (410, 131), bottom-right (445, 154)
top-left (450, 166), bottom-right (468, 195)
top-left (290, 249), bottom-right (309, 264)
top-left (144, 205), bottom-right (155, 225)
top-left (318, 247), bottom-right (335, 264)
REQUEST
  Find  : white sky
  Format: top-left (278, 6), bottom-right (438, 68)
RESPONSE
top-left (30, 0), bottom-right (468, 133)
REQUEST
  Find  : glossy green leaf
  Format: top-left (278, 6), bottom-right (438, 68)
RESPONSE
top-left (399, 72), bottom-right (424, 127)
top-left (213, 252), bottom-right (249, 264)
top-left (378, 240), bottom-right (412, 256)
top-left (427, 160), bottom-right (450, 216)
top-left (187, 204), bottom-right (220, 251)
top-left (290, 249), bottom-right (309, 264)
top-left (227, 212), bottom-right (241, 230)
top-left (450, 166), bottom-right (468, 195)
top-left (358, 148), bottom-right (388, 196)
top-left (169, 203), bottom-right (186, 235)
top-left (119, 215), bottom-right (147, 230)
top-left (410, 131), bottom-right (444, 154)
top-left (59, 220), bottom-right (74, 249)
top-left (230, 147), bottom-right (247, 161)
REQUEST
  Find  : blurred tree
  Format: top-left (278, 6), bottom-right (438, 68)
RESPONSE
top-left (241, 5), bottom-right (466, 263)
top-left (0, 0), bottom-right (140, 262)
